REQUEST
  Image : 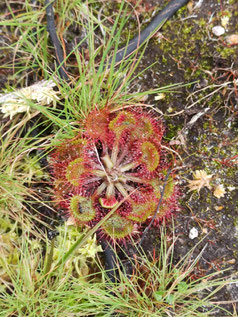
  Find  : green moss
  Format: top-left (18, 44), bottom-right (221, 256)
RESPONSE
top-left (162, 55), bottom-right (168, 64)
top-left (203, 122), bottom-right (209, 129)
top-left (155, 17), bottom-right (215, 82)
top-left (164, 123), bottom-right (182, 140)
top-left (216, 46), bottom-right (237, 59)
top-left (233, 217), bottom-right (238, 237)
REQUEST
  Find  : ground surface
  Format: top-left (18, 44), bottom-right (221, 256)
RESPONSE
top-left (1, 0), bottom-right (238, 315)
top-left (133, 0), bottom-right (238, 314)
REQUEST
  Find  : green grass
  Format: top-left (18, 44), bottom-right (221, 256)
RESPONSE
top-left (0, 1), bottom-right (237, 316)
top-left (0, 0), bottom-right (181, 135)
top-left (0, 116), bottom-right (54, 236)
top-left (0, 223), bottom-right (236, 317)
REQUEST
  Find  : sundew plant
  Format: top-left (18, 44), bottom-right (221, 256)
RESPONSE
top-left (50, 107), bottom-right (180, 242)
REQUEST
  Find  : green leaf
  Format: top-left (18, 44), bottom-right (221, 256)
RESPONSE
top-left (178, 281), bottom-right (189, 292)
top-left (165, 294), bottom-right (175, 305)
top-left (153, 290), bottom-right (165, 302)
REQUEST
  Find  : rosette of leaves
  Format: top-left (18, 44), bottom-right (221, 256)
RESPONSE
top-left (50, 108), bottom-right (179, 242)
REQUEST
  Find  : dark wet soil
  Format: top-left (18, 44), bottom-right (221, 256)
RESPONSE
top-left (1, 0), bottom-right (238, 315)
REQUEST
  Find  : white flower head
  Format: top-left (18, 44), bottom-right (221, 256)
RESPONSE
top-left (0, 79), bottom-right (60, 119)
top-left (221, 16), bottom-right (229, 29)
top-left (0, 98), bottom-right (30, 119)
top-left (213, 184), bottom-right (226, 199)
top-left (31, 80), bottom-right (60, 107)
top-left (155, 93), bottom-right (166, 101)
top-left (187, 170), bottom-right (213, 193)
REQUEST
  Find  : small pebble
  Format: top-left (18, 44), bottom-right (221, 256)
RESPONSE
top-left (225, 34), bottom-right (238, 45)
top-left (227, 259), bottom-right (236, 264)
top-left (189, 227), bottom-right (199, 239)
top-left (212, 25), bottom-right (225, 36)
